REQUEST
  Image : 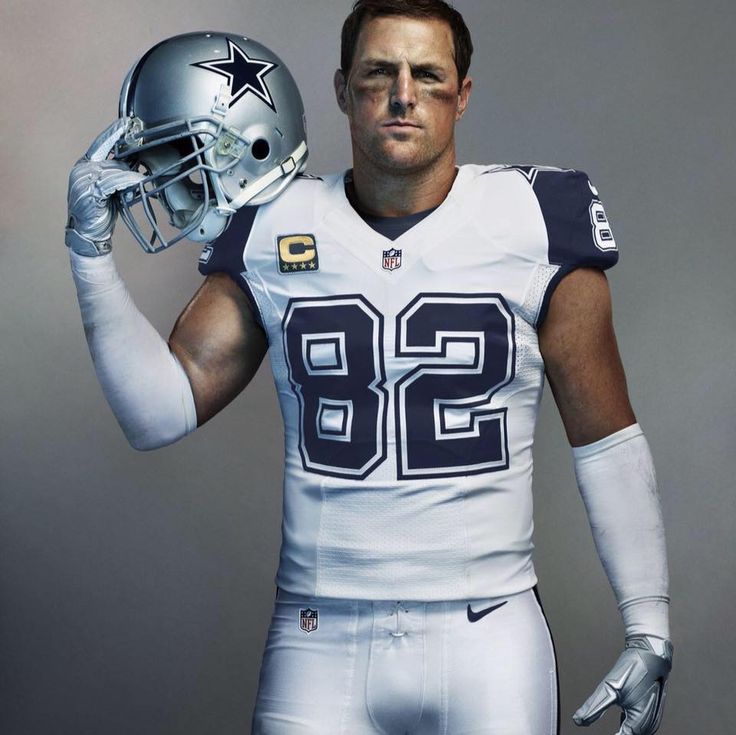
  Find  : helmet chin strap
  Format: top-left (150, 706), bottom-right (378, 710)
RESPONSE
top-left (228, 140), bottom-right (308, 210)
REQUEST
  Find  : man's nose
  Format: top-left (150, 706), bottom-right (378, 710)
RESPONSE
top-left (389, 67), bottom-right (417, 115)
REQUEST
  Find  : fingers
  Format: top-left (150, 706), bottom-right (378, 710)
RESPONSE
top-left (85, 119), bottom-right (128, 162)
top-left (576, 679), bottom-right (665, 735)
top-left (574, 640), bottom-right (671, 735)
top-left (96, 166), bottom-right (145, 198)
top-left (573, 680), bottom-right (618, 727)
top-left (614, 684), bottom-right (665, 735)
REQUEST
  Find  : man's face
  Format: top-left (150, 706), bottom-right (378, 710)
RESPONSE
top-left (335, 15), bottom-right (471, 174)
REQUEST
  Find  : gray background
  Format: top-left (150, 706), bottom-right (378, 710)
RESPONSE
top-left (1, 1), bottom-right (733, 733)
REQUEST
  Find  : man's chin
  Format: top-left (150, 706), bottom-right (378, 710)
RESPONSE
top-left (372, 145), bottom-right (433, 174)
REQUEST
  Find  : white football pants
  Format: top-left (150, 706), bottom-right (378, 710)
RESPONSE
top-left (252, 587), bottom-right (558, 734)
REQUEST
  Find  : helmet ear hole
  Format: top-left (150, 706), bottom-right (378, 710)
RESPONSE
top-left (251, 138), bottom-right (270, 160)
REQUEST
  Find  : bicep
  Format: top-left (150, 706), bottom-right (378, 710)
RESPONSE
top-left (169, 273), bottom-right (268, 426)
top-left (538, 268), bottom-right (636, 446)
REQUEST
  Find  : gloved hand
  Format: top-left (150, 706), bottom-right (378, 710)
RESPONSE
top-left (65, 119), bottom-right (144, 256)
top-left (573, 635), bottom-right (673, 735)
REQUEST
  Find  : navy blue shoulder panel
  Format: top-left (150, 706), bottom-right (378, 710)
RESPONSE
top-left (197, 205), bottom-right (264, 328)
top-left (198, 205), bottom-right (259, 279)
top-left (515, 167), bottom-right (619, 270)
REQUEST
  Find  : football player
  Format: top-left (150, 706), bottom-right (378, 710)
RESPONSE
top-left (66, 2), bottom-right (672, 733)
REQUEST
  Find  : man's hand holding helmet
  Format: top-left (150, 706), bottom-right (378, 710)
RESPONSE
top-left (65, 119), bottom-right (144, 257)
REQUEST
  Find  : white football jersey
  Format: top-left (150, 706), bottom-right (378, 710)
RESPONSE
top-left (199, 164), bottom-right (618, 600)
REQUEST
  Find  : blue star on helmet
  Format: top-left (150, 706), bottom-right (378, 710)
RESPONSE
top-left (192, 39), bottom-right (278, 111)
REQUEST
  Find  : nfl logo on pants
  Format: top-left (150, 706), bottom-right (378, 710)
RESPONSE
top-left (299, 608), bottom-right (318, 634)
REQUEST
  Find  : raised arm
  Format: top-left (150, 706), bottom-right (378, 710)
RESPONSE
top-left (67, 120), bottom-right (266, 449)
top-left (539, 267), bottom-right (672, 735)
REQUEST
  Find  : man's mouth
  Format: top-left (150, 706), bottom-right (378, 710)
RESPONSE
top-left (382, 120), bottom-right (421, 128)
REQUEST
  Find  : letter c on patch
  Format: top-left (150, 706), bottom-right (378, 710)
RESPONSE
top-left (279, 234), bottom-right (316, 263)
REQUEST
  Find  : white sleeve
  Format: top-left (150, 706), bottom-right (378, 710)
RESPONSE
top-left (573, 423), bottom-right (670, 640)
top-left (70, 250), bottom-right (198, 450)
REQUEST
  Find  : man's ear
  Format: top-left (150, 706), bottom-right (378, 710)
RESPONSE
top-left (456, 76), bottom-right (472, 120)
top-left (334, 69), bottom-right (349, 114)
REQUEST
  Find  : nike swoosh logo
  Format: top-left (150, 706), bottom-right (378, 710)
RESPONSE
top-left (466, 600), bottom-right (508, 622)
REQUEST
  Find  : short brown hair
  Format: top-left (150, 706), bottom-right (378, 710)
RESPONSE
top-left (340, 0), bottom-right (473, 83)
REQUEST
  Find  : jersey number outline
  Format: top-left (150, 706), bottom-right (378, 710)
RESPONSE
top-left (590, 200), bottom-right (616, 251)
top-left (283, 293), bottom-right (515, 480)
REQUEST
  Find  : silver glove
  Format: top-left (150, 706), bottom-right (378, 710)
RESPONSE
top-left (573, 635), bottom-right (673, 735)
top-left (65, 119), bottom-right (143, 256)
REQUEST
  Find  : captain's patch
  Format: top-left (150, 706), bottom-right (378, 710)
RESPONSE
top-left (278, 234), bottom-right (319, 273)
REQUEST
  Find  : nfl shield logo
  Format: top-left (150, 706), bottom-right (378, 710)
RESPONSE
top-left (299, 608), bottom-right (319, 634)
top-left (382, 247), bottom-right (402, 271)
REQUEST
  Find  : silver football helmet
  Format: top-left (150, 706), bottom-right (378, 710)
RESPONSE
top-left (114, 31), bottom-right (307, 252)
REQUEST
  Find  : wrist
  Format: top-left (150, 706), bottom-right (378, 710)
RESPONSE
top-left (620, 595), bottom-right (671, 641)
top-left (69, 249), bottom-right (120, 290)
top-left (65, 227), bottom-right (112, 257)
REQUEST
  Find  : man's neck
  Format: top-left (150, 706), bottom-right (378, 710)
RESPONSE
top-left (348, 149), bottom-right (458, 217)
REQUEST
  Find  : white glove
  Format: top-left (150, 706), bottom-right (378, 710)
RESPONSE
top-left (573, 635), bottom-right (673, 735)
top-left (65, 119), bottom-right (143, 256)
